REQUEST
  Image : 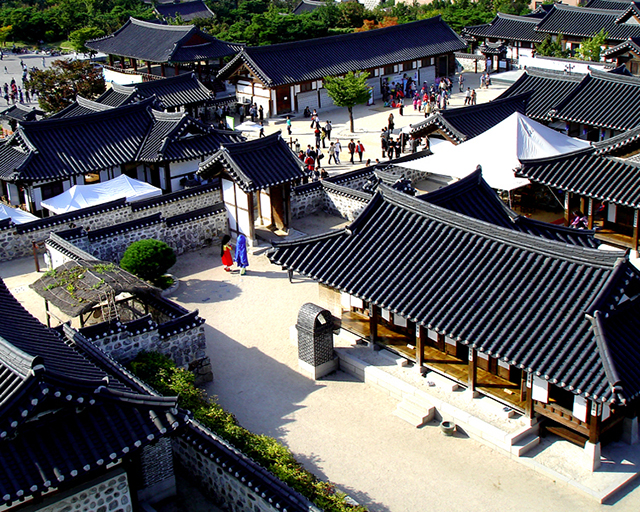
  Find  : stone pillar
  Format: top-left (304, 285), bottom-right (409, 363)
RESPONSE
top-left (622, 416), bottom-right (639, 445)
top-left (297, 303), bottom-right (338, 380)
top-left (583, 441), bottom-right (601, 472)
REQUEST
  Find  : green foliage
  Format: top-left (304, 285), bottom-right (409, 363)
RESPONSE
top-left (577, 29), bottom-right (607, 62)
top-left (130, 352), bottom-right (367, 512)
top-left (535, 34), bottom-right (569, 58)
top-left (119, 239), bottom-right (176, 285)
top-left (26, 59), bottom-right (105, 113)
top-left (69, 26), bottom-right (104, 53)
top-left (323, 71), bottom-right (370, 132)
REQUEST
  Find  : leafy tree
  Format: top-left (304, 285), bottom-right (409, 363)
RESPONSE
top-left (535, 34), bottom-right (569, 58)
top-left (120, 239), bottom-right (177, 286)
top-left (577, 29), bottom-right (607, 62)
top-left (26, 59), bottom-right (105, 113)
top-left (69, 26), bottom-right (104, 54)
top-left (0, 26), bottom-right (12, 47)
top-left (323, 71), bottom-right (370, 132)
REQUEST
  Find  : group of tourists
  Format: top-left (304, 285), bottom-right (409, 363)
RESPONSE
top-left (3, 78), bottom-right (35, 106)
top-left (237, 102), bottom-right (264, 124)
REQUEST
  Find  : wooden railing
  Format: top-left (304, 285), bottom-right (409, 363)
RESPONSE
top-left (534, 401), bottom-right (590, 437)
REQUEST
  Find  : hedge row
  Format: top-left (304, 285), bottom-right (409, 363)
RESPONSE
top-left (130, 352), bottom-right (367, 512)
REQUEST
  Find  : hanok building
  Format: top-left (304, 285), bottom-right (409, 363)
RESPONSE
top-left (216, 17), bottom-right (467, 118)
top-left (86, 17), bottom-right (240, 86)
top-left (498, 67), bottom-right (640, 141)
top-left (0, 277), bottom-right (187, 510)
top-left (603, 36), bottom-right (640, 75)
top-left (154, 0), bottom-right (214, 21)
top-left (518, 144), bottom-right (640, 251)
top-left (0, 104), bottom-right (44, 136)
top-left (464, 4), bottom-right (640, 59)
top-left (462, 12), bottom-right (547, 60)
top-left (199, 132), bottom-right (308, 243)
top-left (268, 182), bottom-right (640, 469)
top-left (53, 72), bottom-right (214, 119)
top-left (0, 100), bottom-right (243, 214)
top-left (409, 93), bottom-right (530, 144)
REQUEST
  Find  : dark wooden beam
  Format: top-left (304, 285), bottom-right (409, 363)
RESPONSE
top-left (369, 305), bottom-right (378, 347)
top-left (633, 209), bottom-right (639, 253)
top-left (564, 191), bottom-right (570, 227)
top-left (417, 326), bottom-right (426, 369)
top-left (587, 197), bottom-right (594, 230)
top-left (468, 348), bottom-right (477, 392)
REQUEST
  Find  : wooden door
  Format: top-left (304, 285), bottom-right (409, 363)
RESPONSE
top-left (275, 86), bottom-right (291, 115)
top-left (270, 184), bottom-right (287, 230)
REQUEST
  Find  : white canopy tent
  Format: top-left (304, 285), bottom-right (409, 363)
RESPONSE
top-left (398, 112), bottom-right (592, 191)
top-left (42, 174), bottom-right (162, 214)
top-left (0, 204), bottom-right (38, 224)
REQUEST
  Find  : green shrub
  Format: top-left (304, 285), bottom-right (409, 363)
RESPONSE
top-left (120, 239), bottom-right (176, 287)
top-left (130, 352), bottom-right (367, 512)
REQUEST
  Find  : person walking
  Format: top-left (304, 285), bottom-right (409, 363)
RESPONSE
top-left (348, 139), bottom-right (356, 164)
top-left (258, 105), bottom-right (264, 121)
top-left (388, 113), bottom-right (395, 133)
top-left (458, 74), bottom-right (465, 92)
top-left (381, 129), bottom-right (388, 158)
top-left (220, 234), bottom-right (233, 272)
top-left (286, 115), bottom-right (292, 136)
top-left (259, 121), bottom-right (265, 138)
top-left (325, 120), bottom-right (332, 141)
top-left (328, 142), bottom-right (336, 164)
top-left (333, 139), bottom-right (342, 164)
top-left (356, 140), bottom-right (365, 162)
top-left (235, 234), bottom-right (249, 275)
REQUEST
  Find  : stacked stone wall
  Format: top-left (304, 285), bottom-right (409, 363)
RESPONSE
top-left (86, 323), bottom-right (206, 368)
top-left (34, 471), bottom-right (132, 512)
top-left (164, 215), bottom-right (226, 256)
top-left (290, 186), bottom-right (324, 219)
top-left (323, 190), bottom-right (369, 221)
top-left (0, 186), bottom-right (221, 262)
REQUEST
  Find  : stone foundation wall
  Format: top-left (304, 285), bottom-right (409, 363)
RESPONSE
top-left (291, 186), bottom-right (325, 219)
top-left (34, 470), bottom-right (132, 512)
top-left (164, 215), bottom-right (226, 256)
top-left (0, 185), bottom-right (221, 262)
top-left (88, 323), bottom-right (207, 368)
top-left (323, 190), bottom-right (369, 221)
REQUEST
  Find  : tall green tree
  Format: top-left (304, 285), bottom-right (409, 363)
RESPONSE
top-left (578, 29), bottom-right (607, 62)
top-left (69, 26), bottom-right (104, 54)
top-left (26, 59), bottom-right (105, 113)
top-left (535, 34), bottom-right (569, 58)
top-left (323, 71), bottom-right (370, 132)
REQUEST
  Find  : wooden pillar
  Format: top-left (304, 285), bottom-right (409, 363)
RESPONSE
top-left (44, 299), bottom-right (50, 328)
top-left (197, 63), bottom-right (202, 81)
top-left (525, 373), bottom-right (534, 419)
top-left (580, 196), bottom-right (586, 215)
top-left (633, 209), bottom-right (639, 253)
top-left (468, 348), bottom-right (477, 392)
top-left (146, 61), bottom-right (152, 74)
top-left (588, 401), bottom-right (601, 445)
top-left (587, 197), bottom-right (594, 230)
top-left (131, 58), bottom-right (137, 71)
top-left (417, 326), bottom-right (426, 370)
top-left (175, 63), bottom-right (180, 76)
top-left (247, 191), bottom-right (255, 243)
top-left (109, 54), bottom-right (114, 67)
top-left (160, 63), bottom-right (165, 77)
top-left (369, 304), bottom-right (378, 348)
top-left (564, 190), bottom-right (570, 226)
top-left (120, 56), bottom-right (124, 69)
top-left (256, 191), bottom-right (263, 226)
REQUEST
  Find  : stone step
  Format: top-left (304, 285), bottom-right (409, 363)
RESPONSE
top-left (510, 434), bottom-right (540, 457)
top-left (394, 399), bottom-right (435, 428)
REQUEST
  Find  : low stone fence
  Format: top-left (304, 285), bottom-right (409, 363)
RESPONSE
top-left (47, 203), bottom-right (226, 265)
top-left (174, 422), bottom-right (321, 512)
top-left (323, 182), bottom-right (370, 221)
top-left (0, 182), bottom-right (223, 262)
top-left (518, 54), bottom-right (607, 73)
top-left (455, 52), bottom-right (484, 73)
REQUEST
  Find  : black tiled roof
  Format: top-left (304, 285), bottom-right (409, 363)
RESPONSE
top-left (419, 167), bottom-right (600, 247)
top-left (217, 17), bottom-right (467, 87)
top-left (164, 203), bottom-right (225, 227)
top-left (155, 0), bottom-right (214, 21)
top-left (268, 185), bottom-right (640, 404)
top-left (0, 104), bottom-right (44, 122)
top-left (0, 101), bottom-right (239, 183)
top-left (603, 36), bottom-right (640, 57)
top-left (551, 69), bottom-right (640, 131)
top-left (130, 180), bottom-right (221, 211)
top-left (534, 4), bottom-right (640, 41)
top-left (585, 0), bottom-right (633, 9)
top-left (0, 278), bottom-right (186, 505)
top-left (292, 0), bottom-right (326, 14)
top-left (463, 13), bottom-right (546, 43)
top-left (519, 148), bottom-right (640, 207)
top-left (57, 74), bottom-right (213, 117)
top-left (496, 69), bottom-right (585, 121)
top-left (410, 93), bottom-right (530, 142)
top-left (593, 123), bottom-right (640, 154)
top-left (200, 132), bottom-right (308, 192)
top-left (87, 17), bottom-right (239, 63)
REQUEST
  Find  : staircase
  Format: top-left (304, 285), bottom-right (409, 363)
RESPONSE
top-left (394, 394), bottom-right (435, 427)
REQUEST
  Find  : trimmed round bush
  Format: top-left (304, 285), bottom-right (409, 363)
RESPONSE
top-left (120, 239), bottom-right (176, 285)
